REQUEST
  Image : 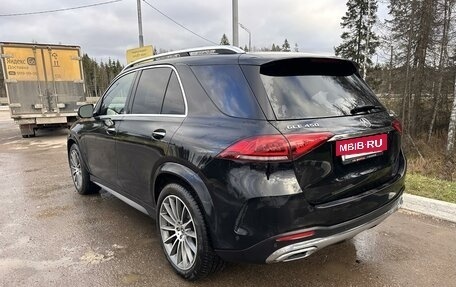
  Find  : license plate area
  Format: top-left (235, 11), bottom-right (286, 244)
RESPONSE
top-left (336, 134), bottom-right (388, 165)
top-left (341, 151), bottom-right (383, 164)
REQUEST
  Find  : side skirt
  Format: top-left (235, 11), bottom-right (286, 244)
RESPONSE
top-left (94, 181), bottom-right (149, 216)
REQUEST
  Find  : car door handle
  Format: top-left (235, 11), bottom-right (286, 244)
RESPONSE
top-left (106, 127), bottom-right (116, 135)
top-left (152, 129), bottom-right (166, 140)
top-left (103, 118), bottom-right (115, 128)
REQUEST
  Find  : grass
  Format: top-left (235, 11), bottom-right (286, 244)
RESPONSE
top-left (406, 173), bottom-right (456, 204)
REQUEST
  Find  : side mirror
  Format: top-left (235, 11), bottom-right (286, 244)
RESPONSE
top-left (78, 104), bottom-right (94, 118)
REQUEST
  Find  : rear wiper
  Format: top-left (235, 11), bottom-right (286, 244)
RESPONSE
top-left (350, 105), bottom-right (383, 115)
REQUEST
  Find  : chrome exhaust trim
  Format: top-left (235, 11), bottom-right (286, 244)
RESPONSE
top-left (274, 247), bottom-right (317, 263)
top-left (266, 196), bottom-right (402, 263)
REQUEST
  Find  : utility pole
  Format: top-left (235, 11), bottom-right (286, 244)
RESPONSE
top-left (232, 0), bottom-right (239, 47)
top-left (137, 0), bottom-right (144, 47)
top-left (239, 23), bottom-right (251, 51)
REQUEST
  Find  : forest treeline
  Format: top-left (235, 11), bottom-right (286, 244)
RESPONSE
top-left (336, 0), bottom-right (456, 178)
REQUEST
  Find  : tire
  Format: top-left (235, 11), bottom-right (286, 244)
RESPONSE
top-left (68, 144), bottom-right (100, 195)
top-left (157, 183), bottom-right (224, 280)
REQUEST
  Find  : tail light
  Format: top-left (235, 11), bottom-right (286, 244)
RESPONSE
top-left (392, 119), bottom-right (402, 134)
top-left (276, 230), bottom-right (315, 242)
top-left (218, 132), bottom-right (333, 162)
top-left (285, 133), bottom-right (334, 160)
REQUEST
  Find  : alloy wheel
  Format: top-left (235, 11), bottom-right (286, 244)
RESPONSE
top-left (159, 195), bottom-right (198, 271)
top-left (69, 149), bottom-right (83, 190)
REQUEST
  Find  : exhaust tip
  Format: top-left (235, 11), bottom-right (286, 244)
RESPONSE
top-left (274, 247), bottom-right (317, 263)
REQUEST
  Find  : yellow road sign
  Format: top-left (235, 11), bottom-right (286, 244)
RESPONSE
top-left (126, 45), bottom-right (154, 64)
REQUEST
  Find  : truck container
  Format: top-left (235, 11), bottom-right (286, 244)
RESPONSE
top-left (0, 42), bottom-right (96, 137)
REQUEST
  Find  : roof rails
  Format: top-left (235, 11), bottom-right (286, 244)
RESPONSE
top-left (122, 45), bottom-right (245, 72)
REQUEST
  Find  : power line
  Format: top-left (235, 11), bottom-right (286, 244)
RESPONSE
top-left (0, 0), bottom-right (123, 17)
top-left (141, 0), bottom-right (217, 45)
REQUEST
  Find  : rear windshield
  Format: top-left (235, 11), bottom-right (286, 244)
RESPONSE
top-left (191, 65), bottom-right (264, 119)
top-left (260, 58), bottom-right (383, 120)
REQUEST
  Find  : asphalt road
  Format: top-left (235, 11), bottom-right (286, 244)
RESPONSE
top-left (1, 111), bottom-right (456, 287)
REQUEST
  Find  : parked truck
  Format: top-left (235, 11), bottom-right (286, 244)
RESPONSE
top-left (0, 42), bottom-right (95, 137)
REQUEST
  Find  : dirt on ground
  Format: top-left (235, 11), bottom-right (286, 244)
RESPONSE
top-left (0, 111), bottom-right (455, 287)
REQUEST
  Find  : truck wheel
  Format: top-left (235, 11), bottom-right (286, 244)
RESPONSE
top-left (157, 183), bottom-right (224, 280)
top-left (21, 134), bottom-right (35, 138)
top-left (68, 144), bottom-right (100, 195)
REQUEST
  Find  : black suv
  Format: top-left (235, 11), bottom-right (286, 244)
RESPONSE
top-left (68, 46), bottom-right (406, 280)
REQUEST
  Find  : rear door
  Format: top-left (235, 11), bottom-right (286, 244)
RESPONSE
top-left (116, 66), bottom-right (186, 205)
top-left (1, 45), bottom-right (48, 116)
top-left (271, 116), bottom-right (401, 205)
top-left (244, 58), bottom-right (402, 205)
top-left (41, 46), bottom-right (85, 115)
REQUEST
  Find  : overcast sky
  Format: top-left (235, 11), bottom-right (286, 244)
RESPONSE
top-left (0, 0), bottom-right (388, 64)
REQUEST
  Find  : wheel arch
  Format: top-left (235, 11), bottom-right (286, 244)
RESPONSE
top-left (67, 138), bottom-right (77, 152)
top-left (153, 162), bottom-right (217, 239)
top-left (67, 136), bottom-right (92, 175)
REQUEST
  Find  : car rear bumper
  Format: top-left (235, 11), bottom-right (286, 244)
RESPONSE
top-left (266, 194), bottom-right (402, 263)
top-left (215, 190), bottom-right (403, 264)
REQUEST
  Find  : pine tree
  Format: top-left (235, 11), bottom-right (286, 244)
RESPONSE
top-left (0, 57), bottom-right (7, 99)
top-left (81, 54), bottom-right (124, 98)
top-left (82, 54), bottom-right (96, 97)
top-left (386, 0), bottom-right (438, 135)
top-left (271, 43), bottom-right (281, 51)
top-left (428, 0), bottom-right (454, 142)
top-left (386, 0), bottom-right (417, 131)
top-left (335, 0), bottom-right (379, 76)
top-left (282, 39), bottom-right (291, 52)
top-left (220, 34), bottom-right (230, 45)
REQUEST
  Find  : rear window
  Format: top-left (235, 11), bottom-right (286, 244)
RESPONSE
top-left (260, 58), bottom-right (383, 120)
top-left (191, 65), bottom-right (264, 119)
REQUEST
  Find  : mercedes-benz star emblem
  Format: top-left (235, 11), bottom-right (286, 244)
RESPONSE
top-left (360, 118), bottom-right (372, 128)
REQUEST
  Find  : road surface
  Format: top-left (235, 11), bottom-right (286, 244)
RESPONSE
top-left (0, 111), bottom-right (455, 286)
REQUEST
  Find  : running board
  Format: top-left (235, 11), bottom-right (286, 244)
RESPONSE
top-left (94, 182), bottom-right (149, 215)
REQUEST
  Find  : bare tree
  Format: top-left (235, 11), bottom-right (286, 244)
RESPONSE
top-left (446, 73), bottom-right (456, 158)
top-left (428, 0), bottom-right (454, 142)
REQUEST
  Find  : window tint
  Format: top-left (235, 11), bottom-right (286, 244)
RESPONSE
top-left (191, 65), bottom-right (264, 119)
top-left (259, 59), bottom-right (383, 120)
top-left (99, 72), bottom-right (135, 116)
top-left (131, 68), bottom-right (172, 114)
top-left (162, 71), bottom-right (185, 115)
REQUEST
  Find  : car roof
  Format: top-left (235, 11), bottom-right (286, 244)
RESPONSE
top-left (123, 48), bottom-right (351, 72)
top-left (239, 52), bottom-right (349, 65)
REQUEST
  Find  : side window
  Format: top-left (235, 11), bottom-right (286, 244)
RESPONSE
top-left (161, 71), bottom-right (185, 115)
top-left (191, 65), bottom-right (264, 119)
top-left (131, 67), bottom-right (172, 114)
top-left (99, 72), bottom-right (135, 116)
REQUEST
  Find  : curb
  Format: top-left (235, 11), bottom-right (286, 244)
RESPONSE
top-left (402, 193), bottom-right (456, 223)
